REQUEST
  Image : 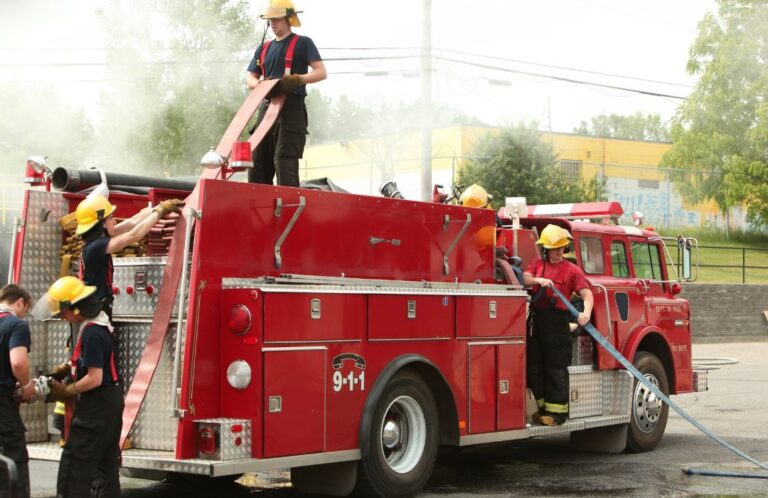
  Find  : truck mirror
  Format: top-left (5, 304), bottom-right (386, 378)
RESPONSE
top-left (680, 237), bottom-right (692, 281)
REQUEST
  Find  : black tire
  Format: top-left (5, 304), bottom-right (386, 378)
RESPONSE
top-left (626, 351), bottom-right (669, 453)
top-left (356, 371), bottom-right (439, 497)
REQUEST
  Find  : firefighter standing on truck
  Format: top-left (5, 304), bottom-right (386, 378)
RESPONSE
top-left (246, 0), bottom-right (326, 187)
top-left (34, 276), bottom-right (122, 498)
top-left (75, 194), bottom-right (183, 320)
top-left (523, 224), bottom-right (593, 426)
top-left (0, 284), bottom-right (33, 498)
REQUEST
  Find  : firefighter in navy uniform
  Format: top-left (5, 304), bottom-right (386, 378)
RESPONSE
top-left (75, 194), bottom-right (183, 320)
top-left (523, 225), bottom-right (594, 426)
top-left (34, 276), bottom-right (122, 498)
top-left (246, 0), bottom-right (327, 186)
top-left (0, 284), bottom-right (33, 498)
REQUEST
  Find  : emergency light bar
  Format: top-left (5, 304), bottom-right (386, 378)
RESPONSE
top-left (526, 202), bottom-right (624, 223)
top-left (498, 201), bottom-right (624, 225)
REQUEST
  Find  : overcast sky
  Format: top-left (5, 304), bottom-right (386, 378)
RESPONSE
top-left (0, 0), bottom-right (716, 132)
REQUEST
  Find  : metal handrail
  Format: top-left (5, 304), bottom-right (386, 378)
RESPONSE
top-left (171, 206), bottom-right (199, 418)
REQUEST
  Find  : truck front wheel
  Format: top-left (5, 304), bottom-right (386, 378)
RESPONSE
top-left (626, 351), bottom-right (669, 453)
top-left (356, 371), bottom-right (439, 497)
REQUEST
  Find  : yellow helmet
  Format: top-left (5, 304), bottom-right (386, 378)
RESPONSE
top-left (536, 224), bottom-right (573, 250)
top-left (32, 276), bottom-right (96, 320)
top-left (261, 0), bottom-right (303, 27)
top-left (75, 194), bottom-right (116, 235)
top-left (459, 184), bottom-right (492, 209)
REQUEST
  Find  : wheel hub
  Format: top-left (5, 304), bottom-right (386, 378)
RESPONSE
top-left (380, 395), bottom-right (427, 474)
top-left (633, 373), bottom-right (662, 433)
top-left (382, 420), bottom-right (400, 449)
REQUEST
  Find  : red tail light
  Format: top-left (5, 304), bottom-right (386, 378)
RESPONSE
top-left (670, 282), bottom-right (682, 295)
top-left (227, 304), bottom-right (252, 336)
top-left (199, 427), bottom-right (218, 455)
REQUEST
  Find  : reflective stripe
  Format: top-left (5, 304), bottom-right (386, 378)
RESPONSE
top-left (54, 401), bottom-right (66, 415)
top-left (544, 402), bottom-right (569, 414)
top-left (536, 398), bottom-right (545, 408)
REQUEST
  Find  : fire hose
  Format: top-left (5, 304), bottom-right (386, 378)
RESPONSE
top-left (550, 286), bottom-right (768, 478)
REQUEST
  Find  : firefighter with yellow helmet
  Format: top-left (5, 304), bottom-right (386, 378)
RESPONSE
top-left (33, 276), bottom-right (123, 497)
top-left (523, 224), bottom-right (593, 426)
top-left (246, 0), bottom-right (327, 186)
top-left (459, 184), bottom-right (497, 249)
top-left (76, 193), bottom-right (182, 319)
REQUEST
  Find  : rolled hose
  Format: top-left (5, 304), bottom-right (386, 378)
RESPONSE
top-left (550, 287), bottom-right (768, 476)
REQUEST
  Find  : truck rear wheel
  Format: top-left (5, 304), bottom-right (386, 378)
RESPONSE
top-left (356, 371), bottom-right (439, 497)
top-left (626, 351), bottom-right (669, 453)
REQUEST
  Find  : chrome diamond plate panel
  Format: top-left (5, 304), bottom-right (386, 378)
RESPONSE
top-left (112, 257), bottom-right (189, 318)
top-left (197, 419), bottom-right (252, 461)
top-left (604, 369), bottom-right (633, 416)
top-left (568, 367), bottom-right (603, 419)
top-left (18, 191), bottom-right (69, 442)
top-left (571, 334), bottom-right (594, 366)
top-left (115, 321), bottom-right (180, 450)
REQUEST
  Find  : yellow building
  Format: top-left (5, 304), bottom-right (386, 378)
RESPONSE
top-left (301, 126), bottom-right (741, 228)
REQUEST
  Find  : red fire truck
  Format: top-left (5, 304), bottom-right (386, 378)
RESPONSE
top-left (14, 99), bottom-right (706, 497)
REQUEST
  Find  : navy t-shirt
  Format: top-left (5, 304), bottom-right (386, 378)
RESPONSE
top-left (247, 33), bottom-right (322, 97)
top-left (0, 314), bottom-right (31, 387)
top-left (75, 324), bottom-right (117, 387)
top-left (81, 237), bottom-right (113, 301)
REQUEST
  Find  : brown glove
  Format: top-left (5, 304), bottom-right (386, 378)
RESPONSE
top-left (47, 362), bottom-right (71, 381)
top-left (274, 74), bottom-right (304, 95)
top-left (153, 199), bottom-right (185, 217)
top-left (48, 381), bottom-right (79, 402)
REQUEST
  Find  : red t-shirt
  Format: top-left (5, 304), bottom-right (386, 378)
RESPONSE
top-left (525, 259), bottom-right (590, 310)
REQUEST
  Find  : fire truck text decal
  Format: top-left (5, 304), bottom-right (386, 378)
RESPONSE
top-left (331, 353), bottom-right (366, 392)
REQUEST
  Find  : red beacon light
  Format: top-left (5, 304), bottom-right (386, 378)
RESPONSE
top-left (25, 156), bottom-right (51, 190)
top-left (670, 282), bottom-right (682, 295)
top-left (229, 141), bottom-right (253, 172)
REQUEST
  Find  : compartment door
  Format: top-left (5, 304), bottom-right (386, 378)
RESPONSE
top-left (468, 344), bottom-right (496, 433)
top-left (497, 342), bottom-right (526, 430)
top-left (263, 348), bottom-right (326, 457)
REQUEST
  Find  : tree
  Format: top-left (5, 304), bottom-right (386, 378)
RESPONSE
top-left (96, 0), bottom-right (255, 177)
top-left (663, 0), bottom-right (768, 226)
top-left (457, 124), bottom-right (604, 206)
top-left (574, 112), bottom-right (670, 142)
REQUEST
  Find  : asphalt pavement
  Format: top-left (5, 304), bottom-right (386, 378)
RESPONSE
top-left (28, 342), bottom-right (768, 497)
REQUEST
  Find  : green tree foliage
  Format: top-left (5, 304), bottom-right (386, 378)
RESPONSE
top-left (574, 112), bottom-right (670, 141)
top-left (97, 0), bottom-right (255, 177)
top-left (663, 0), bottom-right (768, 226)
top-left (457, 124), bottom-right (605, 205)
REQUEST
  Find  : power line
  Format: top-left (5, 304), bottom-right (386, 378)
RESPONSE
top-left (434, 56), bottom-right (687, 100)
top-left (0, 55), bottom-right (419, 68)
top-left (436, 48), bottom-right (694, 89)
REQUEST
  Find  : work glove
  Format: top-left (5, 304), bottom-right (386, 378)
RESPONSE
top-left (48, 380), bottom-right (79, 402)
top-left (273, 74), bottom-right (304, 95)
top-left (46, 362), bottom-right (71, 382)
top-left (153, 199), bottom-right (185, 217)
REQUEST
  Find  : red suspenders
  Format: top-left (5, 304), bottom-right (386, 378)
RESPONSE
top-left (71, 323), bottom-right (119, 383)
top-left (259, 34), bottom-right (301, 80)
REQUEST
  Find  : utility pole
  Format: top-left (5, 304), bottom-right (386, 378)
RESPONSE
top-left (421, 0), bottom-right (432, 201)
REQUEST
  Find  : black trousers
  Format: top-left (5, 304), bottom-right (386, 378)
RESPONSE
top-left (0, 388), bottom-right (29, 498)
top-left (249, 93), bottom-right (308, 187)
top-left (526, 307), bottom-right (573, 414)
top-left (56, 384), bottom-right (123, 498)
